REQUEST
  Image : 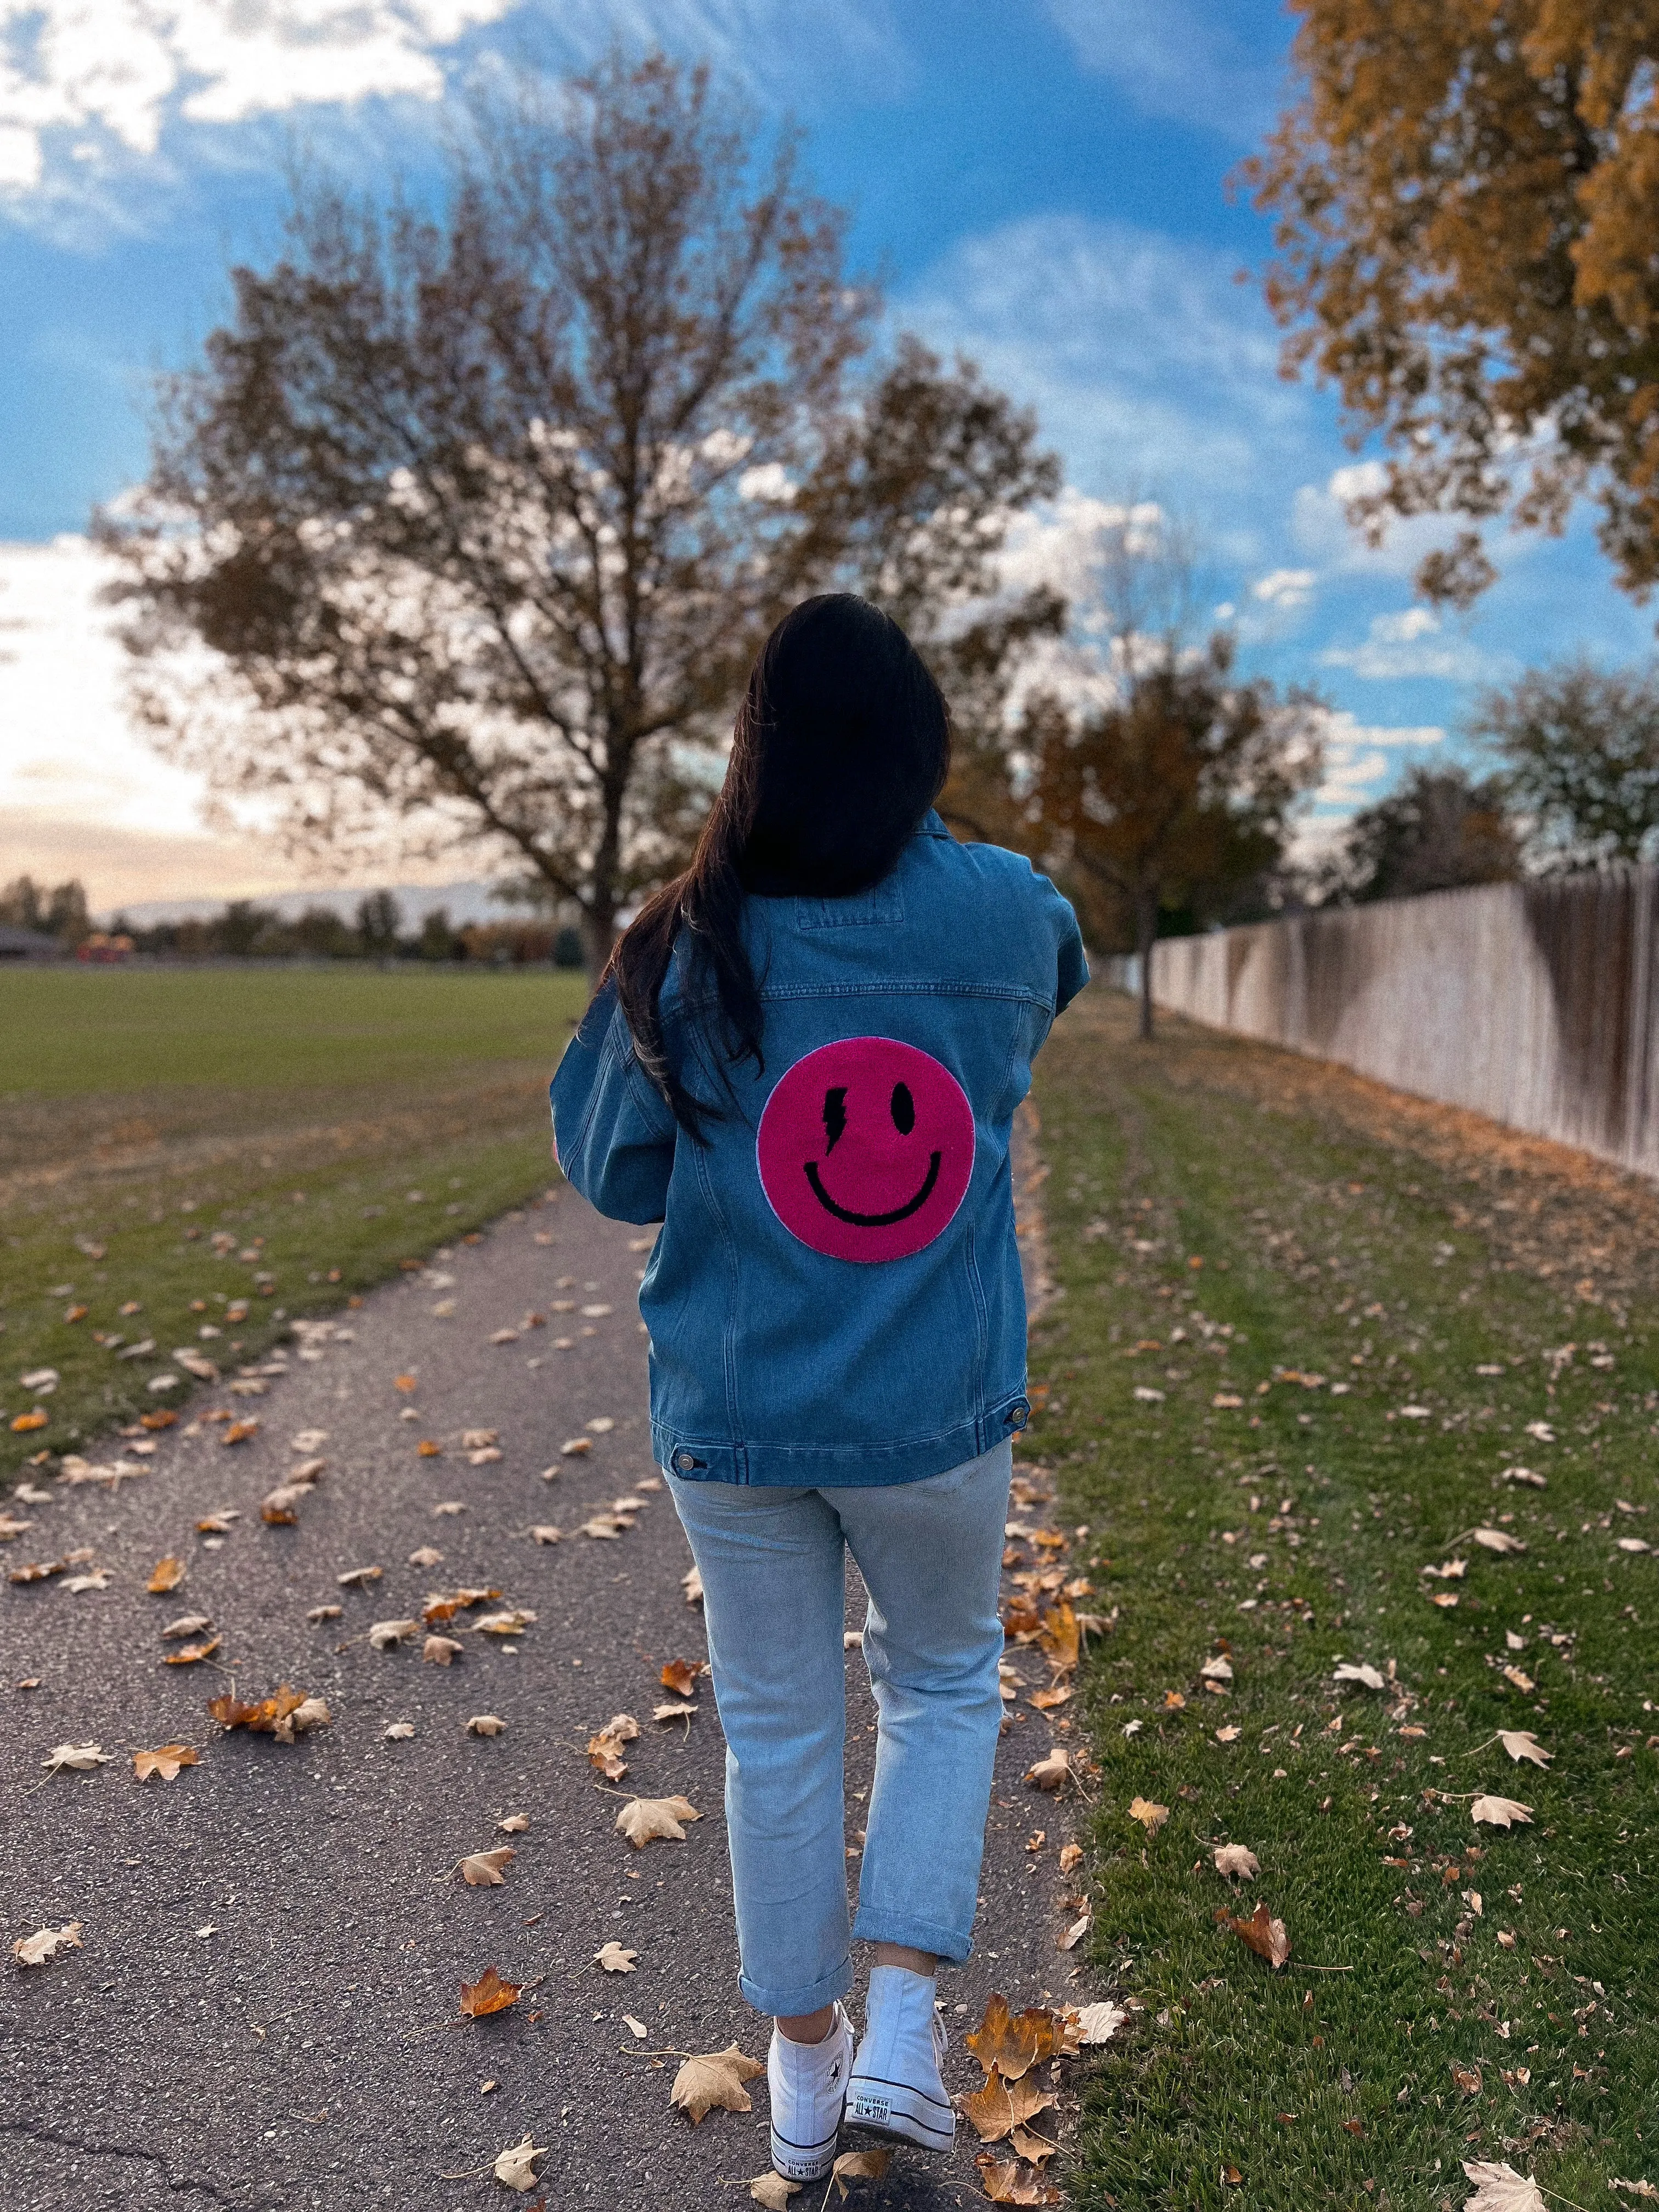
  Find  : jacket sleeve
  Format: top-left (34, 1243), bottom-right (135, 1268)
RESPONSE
top-left (1024, 862), bottom-right (1088, 1015)
top-left (549, 978), bottom-right (677, 1224)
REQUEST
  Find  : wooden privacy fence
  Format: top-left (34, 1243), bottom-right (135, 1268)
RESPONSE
top-left (1107, 870), bottom-right (1659, 1178)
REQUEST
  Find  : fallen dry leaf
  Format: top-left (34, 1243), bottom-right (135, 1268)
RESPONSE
top-left (408, 1545), bottom-right (444, 1568)
top-left (1460, 2159), bottom-right (1546, 2212)
top-left (498, 1813), bottom-right (529, 1833)
top-left (1497, 1730), bottom-right (1550, 1768)
top-left (1070, 2000), bottom-right (1126, 2046)
top-left (207, 1684), bottom-right (326, 1742)
top-left (368, 1617), bottom-right (421, 1650)
top-left (1057, 1909), bottom-right (1091, 1952)
top-left (595, 1942), bottom-right (638, 1974)
top-left (458, 1847), bottom-right (515, 1887)
top-left (336, 1565), bottom-right (383, 1589)
top-left (42, 1741), bottom-right (110, 1775)
top-left (1501, 1664), bottom-right (1535, 1693)
top-left (1471, 1795), bottom-right (1533, 1830)
top-left (221, 1420), bottom-right (258, 1447)
top-left (13, 1921), bottom-right (83, 1967)
top-left (1608, 2186), bottom-right (1659, 2204)
top-left (1129, 1797), bottom-right (1170, 1835)
top-left (588, 1712), bottom-right (641, 1779)
top-left (1474, 1528), bottom-right (1526, 1555)
top-left (962, 2070), bottom-right (1058, 2145)
top-left (1213, 1844), bottom-right (1260, 1880)
top-left (384, 1722), bottom-right (415, 1740)
top-left (975, 2153), bottom-right (1061, 2205)
top-left (467, 1714), bottom-right (506, 1736)
top-left (748, 2176), bottom-right (800, 2209)
top-left (1215, 1724), bottom-right (1242, 1743)
top-left (531, 1526), bottom-right (562, 1545)
top-left (493, 2135), bottom-right (546, 2192)
top-left (830, 2148), bottom-right (892, 2196)
top-left (670, 2042), bottom-right (764, 2124)
top-left (1199, 1654), bottom-right (1234, 1685)
top-left (1029, 1684), bottom-right (1071, 1712)
top-left (1333, 1661), bottom-right (1386, 1691)
top-left (145, 1556), bottom-right (185, 1594)
top-left (659, 1658), bottom-right (704, 1698)
top-left (617, 1793), bottom-right (701, 1848)
top-left (682, 1565), bottom-right (703, 1605)
top-left (459, 1966), bottom-right (521, 2018)
top-left (966, 1994), bottom-right (1069, 2081)
top-left (475, 1609), bottom-right (536, 1637)
top-left (1024, 1747), bottom-right (1070, 1792)
top-left (161, 1612), bottom-right (212, 1639)
top-left (133, 1745), bottom-right (198, 1782)
top-left (1216, 1901), bottom-right (1291, 1970)
top-left (622, 2013), bottom-right (647, 2038)
top-left (1452, 2061), bottom-right (1483, 2096)
top-left (304, 1604), bottom-right (342, 1625)
top-left (425, 1635), bottom-right (464, 1666)
top-left (162, 1637), bottom-right (221, 1665)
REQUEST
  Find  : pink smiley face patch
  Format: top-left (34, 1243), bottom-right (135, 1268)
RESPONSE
top-left (756, 1035), bottom-right (976, 1262)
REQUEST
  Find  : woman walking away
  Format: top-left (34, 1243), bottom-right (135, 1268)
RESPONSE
top-left (550, 594), bottom-right (1088, 2183)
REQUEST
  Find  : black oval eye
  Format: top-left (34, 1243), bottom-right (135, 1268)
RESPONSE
top-left (890, 1081), bottom-right (915, 1135)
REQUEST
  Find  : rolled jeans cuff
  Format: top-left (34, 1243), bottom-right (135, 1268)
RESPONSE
top-left (738, 1951), bottom-right (854, 2020)
top-left (852, 1905), bottom-right (974, 1966)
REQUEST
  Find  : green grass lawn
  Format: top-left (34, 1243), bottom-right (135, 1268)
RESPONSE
top-left (1, 964), bottom-right (589, 1480)
top-left (1028, 990), bottom-right (1657, 2212)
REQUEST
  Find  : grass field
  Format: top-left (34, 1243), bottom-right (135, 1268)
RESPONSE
top-left (1027, 990), bottom-right (1657, 2211)
top-left (0, 965), bottom-right (589, 1480)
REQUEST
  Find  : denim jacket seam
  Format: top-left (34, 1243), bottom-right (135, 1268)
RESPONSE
top-left (651, 1390), bottom-right (1026, 1459)
top-left (689, 1136), bottom-right (747, 1451)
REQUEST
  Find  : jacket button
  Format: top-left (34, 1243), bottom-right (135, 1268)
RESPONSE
top-left (674, 1451), bottom-right (696, 1472)
top-left (1007, 1400), bottom-right (1031, 1427)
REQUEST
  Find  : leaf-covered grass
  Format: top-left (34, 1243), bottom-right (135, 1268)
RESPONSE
top-left (1029, 989), bottom-right (1657, 2212)
top-left (1, 966), bottom-right (588, 1480)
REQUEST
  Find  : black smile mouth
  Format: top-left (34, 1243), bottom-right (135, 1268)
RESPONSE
top-left (804, 1151), bottom-right (941, 1227)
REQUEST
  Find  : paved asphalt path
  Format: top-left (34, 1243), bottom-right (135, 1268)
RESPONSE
top-left (2, 1148), bottom-right (1099, 2210)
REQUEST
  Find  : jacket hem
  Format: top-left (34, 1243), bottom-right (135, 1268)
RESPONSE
top-left (652, 1389), bottom-right (1031, 1488)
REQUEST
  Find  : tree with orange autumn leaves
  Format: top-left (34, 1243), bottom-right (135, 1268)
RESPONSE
top-left (1244, 2), bottom-right (1659, 613)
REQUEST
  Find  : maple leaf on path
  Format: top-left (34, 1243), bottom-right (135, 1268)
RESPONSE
top-left (457, 1847), bottom-right (515, 1887)
top-left (368, 1618), bottom-right (420, 1650)
top-left (146, 1556), bottom-right (185, 1594)
top-left (594, 1942), bottom-right (637, 1973)
top-left (163, 1637), bottom-right (221, 1664)
top-left (617, 1795), bottom-right (702, 1848)
top-left (42, 1742), bottom-right (110, 1775)
top-left (1216, 1901), bottom-right (1291, 1969)
top-left (493, 2135), bottom-right (546, 2191)
top-left (133, 1745), bottom-right (198, 1782)
top-left (498, 1813), bottom-right (529, 1834)
top-left (830, 2149), bottom-right (892, 2197)
top-left (1024, 1747), bottom-right (1070, 1792)
top-left (748, 2175), bottom-right (800, 2208)
top-left (467, 1714), bottom-right (506, 1736)
top-left (962, 2070), bottom-right (1058, 2145)
top-left (670, 2042), bottom-right (764, 2124)
top-left (1213, 1844), bottom-right (1260, 1880)
top-left (424, 1635), bottom-right (463, 1666)
top-left (976, 2151), bottom-right (1062, 2203)
top-left (654, 1700), bottom-right (697, 1722)
top-left (966, 1993), bottom-right (1068, 2081)
top-left (1461, 2160), bottom-right (1546, 2212)
top-left (160, 1613), bottom-right (212, 1640)
top-left (458, 1966), bottom-right (521, 2018)
top-left (1497, 1730), bottom-right (1550, 1768)
top-left (13, 1921), bottom-right (83, 1967)
top-left (659, 1658), bottom-right (704, 1697)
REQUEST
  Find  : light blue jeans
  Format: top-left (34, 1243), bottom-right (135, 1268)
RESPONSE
top-left (665, 1439), bottom-right (1012, 2018)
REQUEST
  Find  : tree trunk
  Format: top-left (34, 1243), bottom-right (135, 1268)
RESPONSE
top-left (1136, 883), bottom-right (1159, 1043)
top-left (580, 902), bottom-right (616, 991)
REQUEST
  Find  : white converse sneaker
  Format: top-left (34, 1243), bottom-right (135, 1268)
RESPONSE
top-left (768, 2002), bottom-right (854, 2182)
top-left (844, 1965), bottom-right (956, 2155)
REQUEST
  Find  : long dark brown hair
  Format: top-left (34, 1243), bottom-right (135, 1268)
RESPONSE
top-left (604, 594), bottom-right (951, 1139)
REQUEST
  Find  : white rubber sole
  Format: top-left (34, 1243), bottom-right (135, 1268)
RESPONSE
top-left (843, 2074), bottom-right (956, 2156)
top-left (768, 2012), bottom-right (854, 2182)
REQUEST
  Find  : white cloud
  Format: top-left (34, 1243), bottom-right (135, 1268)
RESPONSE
top-left (899, 213), bottom-right (1308, 556)
top-left (1251, 566), bottom-right (1316, 610)
top-left (1043, 0), bottom-right (1285, 143)
top-left (0, 0), bottom-right (905, 208)
top-left (1319, 605), bottom-right (1508, 684)
top-left (1306, 707), bottom-right (1442, 819)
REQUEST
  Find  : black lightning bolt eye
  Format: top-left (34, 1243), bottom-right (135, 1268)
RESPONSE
top-left (822, 1086), bottom-right (848, 1152)
top-left (890, 1081), bottom-right (915, 1135)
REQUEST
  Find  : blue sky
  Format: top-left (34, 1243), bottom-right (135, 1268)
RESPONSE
top-left (1, 0), bottom-right (1652, 911)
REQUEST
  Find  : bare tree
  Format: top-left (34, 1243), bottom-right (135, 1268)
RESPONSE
top-left (1471, 658), bottom-right (1659, 871)
top-left (99, 52), bottom-right (1060, 974)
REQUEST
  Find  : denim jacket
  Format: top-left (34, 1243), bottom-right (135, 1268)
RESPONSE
top-left (550, 810), bottom-right (1088, 1486)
